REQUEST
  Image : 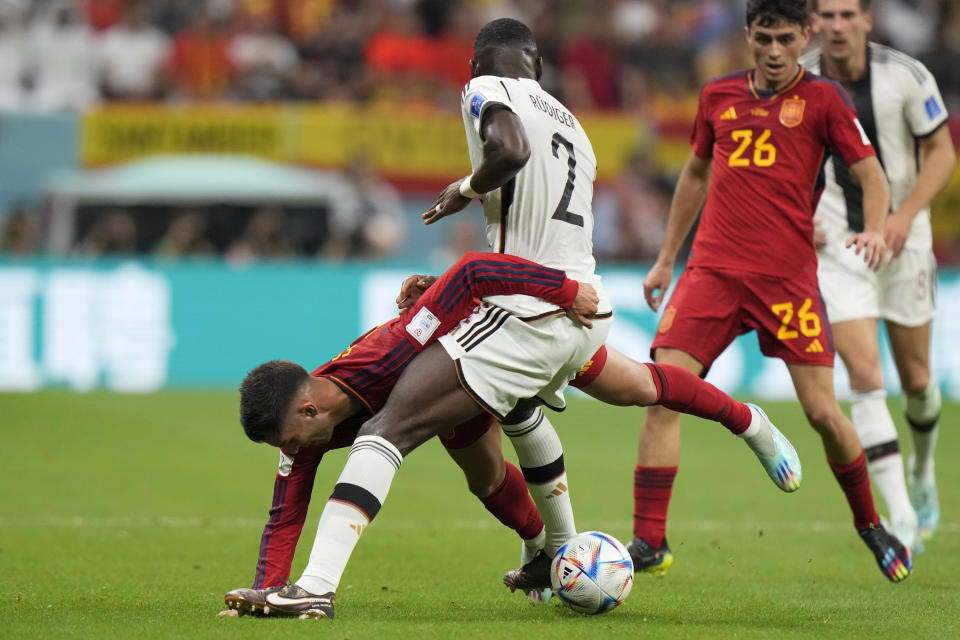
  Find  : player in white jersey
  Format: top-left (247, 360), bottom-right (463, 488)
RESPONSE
top-left (802, 0), bottom-right (956, 550)
top-left (257, 18), bottom-right (612, 617)
top-left (421, 17), bottom-right (612, 594)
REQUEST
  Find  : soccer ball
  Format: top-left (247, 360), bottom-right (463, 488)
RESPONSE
top-left (550, 531), bottom-right (634, 615)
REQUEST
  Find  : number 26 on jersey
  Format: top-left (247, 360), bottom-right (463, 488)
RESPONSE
top-left (728, 129), bottom-right (777, 168)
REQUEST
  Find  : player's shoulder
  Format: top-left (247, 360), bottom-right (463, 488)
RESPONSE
top-left (701, 69), bottom-right (750, 93)
top-left (867, 41), bottom-right (934, 86)
top-left (797, 68), bottom-right (855, 108)
top-left (798, 45), bottom-right (821, 72)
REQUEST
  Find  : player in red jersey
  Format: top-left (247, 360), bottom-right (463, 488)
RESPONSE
top-left (631, 0), bottom-right (911, 583)
top-left (221, 251), bottom-right (803, 618)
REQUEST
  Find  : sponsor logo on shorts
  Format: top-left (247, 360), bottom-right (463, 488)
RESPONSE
top-left (779, 96), bottom-right (805, 128)
top-left (805, 338), bottom-right (824, 353)
top-left (658, 305), bottom-right (677, 334)
top-left (406, 306), bottom-right (441, 345)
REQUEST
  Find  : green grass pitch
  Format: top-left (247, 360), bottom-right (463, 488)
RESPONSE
top-left (2, 392), bottom-right (958, 639)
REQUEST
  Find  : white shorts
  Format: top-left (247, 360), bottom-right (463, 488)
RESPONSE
top-left (818, 241), bottom-right (936, 327)
top-left (438, 303), bottom-right (612, 419)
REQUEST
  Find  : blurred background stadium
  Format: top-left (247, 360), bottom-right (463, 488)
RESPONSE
top-left (0, 0), bottom-right (958, 397)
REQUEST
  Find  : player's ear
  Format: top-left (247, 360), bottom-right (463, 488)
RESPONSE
top-left (469, 58), bottom-right (478, 78)
top-left (863, 9), bottom-right (873, 33)
top-left (534, 56), bottom-right (543, 81)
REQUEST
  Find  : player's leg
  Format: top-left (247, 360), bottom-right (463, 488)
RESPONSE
top-left (627, 347), bottom-right (700, 574)
top-left (581, 346), bottom-right (799, 492)
top-left (831, 317), bottom-right (920, 551)
top-left (441, 418), bottom-right (547, 558)
top-left (886, 319), bottom-right (941, 540)
top-left (267, 343), bottom-right (484, 617)
top-left (787, 363), bottom-right (910, 582)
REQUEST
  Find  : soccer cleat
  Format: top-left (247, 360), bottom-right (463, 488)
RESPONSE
top-left (519, 543), bottom-right (552, 604)
top-left (503, 549), bottom-right (552, 593)
top-left (858, 523), bottom-right (912, 583)
top-left (889, 517), bottom-right (924, 555)
top-left (223, 586), bottom-right (283, 617)
top-left (745, 403), bottom-right (802, 492)
top-left (907, 455), bottom-right (940, 540)
top-left (626, 536), bottom-right (674, 575)
top-left (264, 584), bottom-right (336, 619)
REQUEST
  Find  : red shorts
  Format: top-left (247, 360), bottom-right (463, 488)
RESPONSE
top-left (570, 344), bottom-right (608, 389)
top-left (650, 267), bottom-right (834, 370)
top-left (311, 319), bottom-right (494, 451)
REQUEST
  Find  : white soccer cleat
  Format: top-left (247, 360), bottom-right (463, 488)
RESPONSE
top-left (889, 516), bottom-right (924, 555)
top-left (907, 454), bottom-right (940, 541)
top-left (745, 403), bottom-right (802, 492)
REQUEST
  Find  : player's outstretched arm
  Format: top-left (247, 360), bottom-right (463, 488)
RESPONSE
top-left (885, 126), bottom-right (957, 257)
top-left (643, 152), bottom-right (711, 310)
top-left (845, 156), bottom-right (889, 270)
top-left (423, 107), bottom-right (530, 225)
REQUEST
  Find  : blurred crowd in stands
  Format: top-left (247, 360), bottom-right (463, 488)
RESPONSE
top-left (0, 0), bottom-right (957, 263)
top-left (0, 0), bottom-right (957, 111)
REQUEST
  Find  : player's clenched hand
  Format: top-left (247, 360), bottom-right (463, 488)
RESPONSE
top-left (846, 230), bottom-right (887, 271)
top-left (396, 274), bottom-right (438, 310)
top-left (884, 210), bottom-right (912, 258)
top-left (566, 281), bottom-right (599, 328)
top-left (217, 609), bottom-right (239, 617)
top-left (643, 261), bottom-right (673, 311)
top-left (422, 180), bottom-right (472, 225)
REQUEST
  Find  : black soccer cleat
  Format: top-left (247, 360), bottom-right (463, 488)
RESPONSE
top-left (626, 536), bottom-right (674, 575)
top-left (223, 586), bottom-right (283, 617)
top-left (503, 549), bottom-right (552, 592)
top-left (858, 523), bottom-right (912, 583)
top-left (264, 584), bottom-right (336, 619)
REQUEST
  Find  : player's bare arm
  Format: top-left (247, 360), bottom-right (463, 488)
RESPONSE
top-left (643, 152), bottom-right (711, 310)
top-left (423, 107), bottom-right (531, 225)
top-left (844, 155), bottom-right (889, 270)
top-left (884, 126), bottom-right (957, 257)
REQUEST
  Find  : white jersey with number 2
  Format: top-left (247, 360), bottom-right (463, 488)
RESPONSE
top-left (460, 75), bottom-right (610, 317)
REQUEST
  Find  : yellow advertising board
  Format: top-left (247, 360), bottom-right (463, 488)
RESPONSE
top-left (81, 104), bottom-right (655, 181)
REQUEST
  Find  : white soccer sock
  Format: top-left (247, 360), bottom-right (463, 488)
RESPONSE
top-left (850, 389), bottom-right (915, 526)
top-left (905, 378), bottom-right (941, 482)
top-left (502, 407), bottom-right (576, 555)
top-left (297, 435), bottom-right (402, 595)
top-left (522, 527), bottom-right (546, 565)
top-left (738, 406), bottom-right (775, 457)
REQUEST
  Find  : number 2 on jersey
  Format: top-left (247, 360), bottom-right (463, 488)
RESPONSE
top-left (550, 132), bottom-right (584, 227)
top-left (728, 129), bottom-right (776, 167)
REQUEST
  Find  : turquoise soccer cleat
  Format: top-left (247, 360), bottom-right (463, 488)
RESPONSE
top-left (907, 455), bottom-right (940, 541)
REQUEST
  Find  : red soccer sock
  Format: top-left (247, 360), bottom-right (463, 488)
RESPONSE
top-left (633, 465), bottom-right (677, 546)
top-left (828, 451), bottom-right (880, 531)
top-left (480, 461), bottom-right (544, 540)
top-left (643, 362), bottom-right (752, 434)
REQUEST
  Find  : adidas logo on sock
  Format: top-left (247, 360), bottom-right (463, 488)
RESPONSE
top-left (349, 523), bottom-right (366, 536)
top-left (546, 482), bottom-right (568, 499)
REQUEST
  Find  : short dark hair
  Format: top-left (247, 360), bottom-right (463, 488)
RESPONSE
top-left (473, 18), bottom-right (537, 57)
top-left (810, 0), bottom-right (871, 11)
top-left (239, 360), bottom-right (309, 442)
top-left (746, 0), bottom-right (809, 28)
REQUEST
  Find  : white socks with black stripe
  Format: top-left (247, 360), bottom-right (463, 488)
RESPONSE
top-left (501, 406), bottom-right (576, 555)
top-left (905, 378), bottom-right (941, 482)
top-left (850, 389), bottom-right (915, 528)
top-left (297, 435), bottom-right (402, 596)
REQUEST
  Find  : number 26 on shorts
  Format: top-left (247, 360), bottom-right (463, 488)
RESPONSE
top-left (770, 298), bottom-right (822, 340)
